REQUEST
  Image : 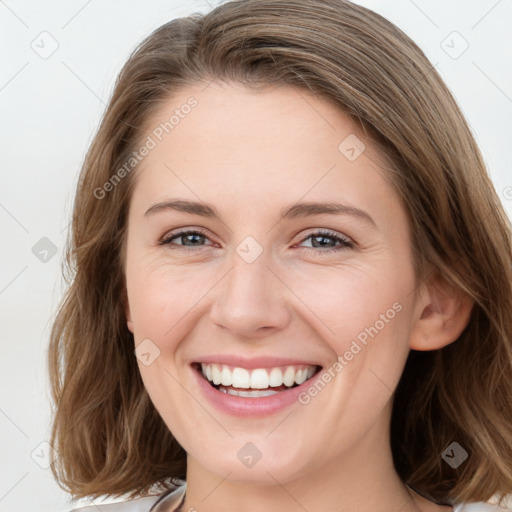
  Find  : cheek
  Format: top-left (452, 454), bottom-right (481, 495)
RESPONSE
top-left (126, 260), bottom-right (209, 340)
top-left (287, 262), bottom-right (412, 353)
top-left (127, 250), bottom-right (414, 359)
top-left (289, 261), bottom-right (415, 416)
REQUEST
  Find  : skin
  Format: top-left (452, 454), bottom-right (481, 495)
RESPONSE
top-left (124, 81), bottom-right (473, 512)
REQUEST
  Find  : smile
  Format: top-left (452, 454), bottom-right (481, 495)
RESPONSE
top-left (193, 362), bottom-right (322, 398)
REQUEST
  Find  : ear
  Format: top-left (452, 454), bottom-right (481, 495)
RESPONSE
top-left (122, 289), bottom-right (134, 333)
top-left (410, 273), bottom-right (474, 350)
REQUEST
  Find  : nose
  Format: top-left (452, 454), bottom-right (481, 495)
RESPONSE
top-left (208, 252), bottom-right (291, 338)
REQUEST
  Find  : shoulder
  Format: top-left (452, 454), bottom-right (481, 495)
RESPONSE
top-left (454, 499), bottom-right (512, 511)
top-left (68, 495), bottom-right (161, 512)
top-left (68, 479), bottom-right (186, 512)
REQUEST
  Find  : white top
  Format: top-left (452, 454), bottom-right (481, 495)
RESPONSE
top-left (69, 482), bottom-right (511, 512)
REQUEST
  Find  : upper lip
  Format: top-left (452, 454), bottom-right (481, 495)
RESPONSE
top-left (192, 355), bottom-right (323, 369)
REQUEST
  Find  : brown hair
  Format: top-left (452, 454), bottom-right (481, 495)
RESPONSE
top-left (48, 0), bottom-right (512, 505)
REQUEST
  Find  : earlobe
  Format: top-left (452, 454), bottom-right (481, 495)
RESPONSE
top-left (126, 315), bottom-right (134, 333)
top-left (410, 275), bottom-right (474, 351)
top-left (123, 291), bottom-right (134, 333)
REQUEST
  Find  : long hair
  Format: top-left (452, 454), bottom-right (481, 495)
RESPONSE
top-left (48, 0), bottom-right (512, 504)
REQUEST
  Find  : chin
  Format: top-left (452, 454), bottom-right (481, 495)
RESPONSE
top-left (192, 443), bottom-right (312, 486)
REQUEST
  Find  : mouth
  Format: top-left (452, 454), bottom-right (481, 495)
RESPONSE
top-left (192, 362), bottom-right (323, 398)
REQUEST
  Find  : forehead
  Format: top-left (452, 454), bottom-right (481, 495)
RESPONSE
top-left (140, 81), bottom-right (369, 160)
top-left (130, 81), bottom-right (399, 224)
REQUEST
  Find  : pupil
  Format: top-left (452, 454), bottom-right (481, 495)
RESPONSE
top-left (185, 234), bottom-right (203, 245)
top-left (313, 235), bottom-right (334, 248)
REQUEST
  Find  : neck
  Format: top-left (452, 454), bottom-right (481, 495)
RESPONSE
top-left (179, 413), bottom-right (447, 512)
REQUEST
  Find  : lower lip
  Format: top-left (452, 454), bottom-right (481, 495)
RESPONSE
top-left (191, 365), bottom-right (320, 417)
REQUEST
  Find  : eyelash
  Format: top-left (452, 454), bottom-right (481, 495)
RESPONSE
top-left (158, 228), bottom-right (354, 254)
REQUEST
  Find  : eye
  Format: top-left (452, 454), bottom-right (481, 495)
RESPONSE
top-left (159, 229), bottom-right (214, 251)
top-left (297, 229), bottom-right (354, 254)
top-left (158, 228), bottom-right (354, 254)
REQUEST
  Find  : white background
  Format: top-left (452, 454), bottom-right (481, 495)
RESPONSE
top-left (0, 0), bottom-right (511, 510)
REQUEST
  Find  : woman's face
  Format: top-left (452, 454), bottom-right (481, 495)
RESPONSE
top-left (124, 81), bottom-right (423, 484)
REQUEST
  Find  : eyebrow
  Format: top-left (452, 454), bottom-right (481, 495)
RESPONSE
top-left (144, 199), bottom-right (376, 227)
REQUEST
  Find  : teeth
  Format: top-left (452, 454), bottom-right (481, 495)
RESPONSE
top-left (200, 363), bottom-right (318, 390)
top-left (232, 367), bottom-right (251, 388)
top-left (211, 365), bottom-right (222, 385)
top-left (295, 368), bottom-right (307, 385)
top-left (250, 369), bottom-right (269, 389)
top-left (221, 366), bottom-right (232, 386)
top-left (219, 387), bottom-right (280, 397)
top-left (269, 367), bottom-right (283, 387)
top-left (283, 366), bottom-right (296, 387)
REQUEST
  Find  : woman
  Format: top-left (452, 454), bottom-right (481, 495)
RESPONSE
top-left (48, 0), bottom-right (512, 511)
